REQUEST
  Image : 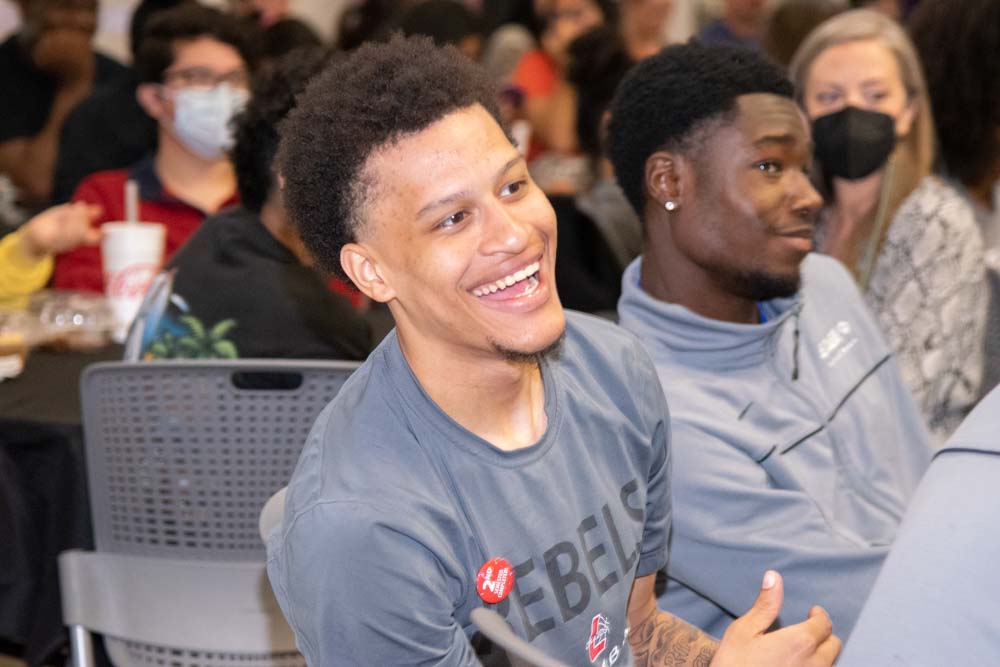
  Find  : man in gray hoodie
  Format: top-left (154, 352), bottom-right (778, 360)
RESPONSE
top-left (610, 43), bottom-right (932, 640)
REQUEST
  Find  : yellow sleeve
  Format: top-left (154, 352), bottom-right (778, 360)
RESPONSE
top-left (0, 229), bottom-right (54, 300)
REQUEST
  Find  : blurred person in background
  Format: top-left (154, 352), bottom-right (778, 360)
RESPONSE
top-left (697, 0), bottom-right (768, 50)
top-left (257, 13), bottom-right (321, 62)
top-left (227, 0), bottom-right (288, 26)
top-left (509, 0), bottom-right (615, 157)
top-left (762, 0), bottom-right (846, 68)
top-left (0, 0), bottom-right (129, 208)
top-left (480, 0), bottom-right (540, 79)
top-left (550, 24), bottom-right (639, 313)
top-left (482, 0), bottom-right (542, 36)
top-left (52, 4), bottom-right (256, 293)
top-left (619, 0), bottom-right (673, 60)
top-left (790, 9), bottom-right (987, 443)
top-left (909, 0), bottom-right (1000, 396)
top-left (848, 0), bottom-right (898, 21)
top-left (227, 0), bottom-right (322, 63)
top-left (0, 202), bottom-right (100, 300)
top-left (395, 0), bottom-right (483, 60)
top-left (146, 48), bottom-right (371, 361)
top-left (493, 0), bottom-right (670, 161)
top-left (335, 0), bottom-right (402, 50)
top-left (52, 0), bottom-right (190, 204)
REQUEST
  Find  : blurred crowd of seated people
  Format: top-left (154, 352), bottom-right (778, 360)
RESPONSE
top-left (0, 0), bottom-right (997, 428)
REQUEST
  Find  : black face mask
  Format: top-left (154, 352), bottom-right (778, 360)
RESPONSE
top-left (812, 106), bottom-right (896, 180)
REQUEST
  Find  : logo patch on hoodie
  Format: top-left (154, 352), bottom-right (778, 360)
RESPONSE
top-left (818, 321), bottom-right (858, 367)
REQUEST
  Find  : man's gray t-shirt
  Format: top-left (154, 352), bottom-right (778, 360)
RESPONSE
top-left (267, 312), bottom-right (672, 666)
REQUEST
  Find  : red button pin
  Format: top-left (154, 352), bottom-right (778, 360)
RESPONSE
top-left (476, 557), bottom-right (515, 604)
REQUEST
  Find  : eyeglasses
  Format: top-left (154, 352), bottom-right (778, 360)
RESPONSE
top-left (162, 66), bottom-right (249, 90)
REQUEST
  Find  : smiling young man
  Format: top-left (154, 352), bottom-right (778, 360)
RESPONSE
top-left (266, 37), bottom-right (839, 666)
top-left (611, 43), bottom-right (932, 641)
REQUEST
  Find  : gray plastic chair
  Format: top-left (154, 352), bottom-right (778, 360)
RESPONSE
top-left (61, 360), bottom-right (359, 667)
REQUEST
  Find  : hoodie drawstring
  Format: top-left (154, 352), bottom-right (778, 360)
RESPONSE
top-left (791, 307), bottom-right (801, 381)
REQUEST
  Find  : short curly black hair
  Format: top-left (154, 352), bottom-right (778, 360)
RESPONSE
top-left (278, 35), bottom-right (500, 276)
top-left (607, 42), bottom-right (793, 215)
top-left (230, 47), bottom-right (330, 213)
top-left (135, 4), bottom-right (258, 83)
top-left (909, 0), bottom-right (1000, 188)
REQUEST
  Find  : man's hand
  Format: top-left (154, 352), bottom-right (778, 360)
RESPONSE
top-left (19, 202), bottom-right (102, 259)
top-left (711, 571), bottom-right (841, 667)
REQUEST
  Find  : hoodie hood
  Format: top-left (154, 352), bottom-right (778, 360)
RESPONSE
top-left (617, 257), bottom-right (803, 372)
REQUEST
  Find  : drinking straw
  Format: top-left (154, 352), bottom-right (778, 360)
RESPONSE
top-left (125, 179), bottom-right (139, 224)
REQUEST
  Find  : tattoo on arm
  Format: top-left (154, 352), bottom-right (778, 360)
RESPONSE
top-left (629, 610), bottom-right (720, 667)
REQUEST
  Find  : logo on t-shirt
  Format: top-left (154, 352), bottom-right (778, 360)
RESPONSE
top-left (587, 613), bottom-right (610, 662)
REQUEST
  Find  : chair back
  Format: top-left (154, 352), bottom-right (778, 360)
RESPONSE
top-left (69, 360), bottom-right (358, 667)
top-left (80, 359), bottom-right (357, 561)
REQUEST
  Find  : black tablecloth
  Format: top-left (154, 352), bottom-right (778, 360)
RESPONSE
top-left (0, 346), bottom-right (121, 666)
top-left (0, 346), bottom-right (123, 425)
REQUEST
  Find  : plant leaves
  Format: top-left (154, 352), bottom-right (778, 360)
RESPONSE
top-left (179, 315), bottom-right (206, 340)
top-left (177, 338), bottom-right (202, 356)
top-left (212, 340), bottom-right (238, 359)
top-left (209, 319), bottom-right (237, 340)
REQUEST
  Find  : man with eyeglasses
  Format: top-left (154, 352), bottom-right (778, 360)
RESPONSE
top-left (52, 4), bottom-right (257, 293)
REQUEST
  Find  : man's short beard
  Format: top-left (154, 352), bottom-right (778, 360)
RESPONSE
top-left (719, 266), bottom-right (801, 302)
top-left (490, 332), bottom-right (566, 365)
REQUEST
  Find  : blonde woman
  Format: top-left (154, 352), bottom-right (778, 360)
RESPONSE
top-left (790, 10), bottom-right (986, 443)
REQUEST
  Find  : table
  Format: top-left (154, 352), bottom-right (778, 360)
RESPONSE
top-left (0, 345), bottom-right (121, 666)
top-left (0, 346), bottom-right (123, 425)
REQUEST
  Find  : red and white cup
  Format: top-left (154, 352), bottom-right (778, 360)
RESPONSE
top-left (101, 222), bottom-right (166, 342)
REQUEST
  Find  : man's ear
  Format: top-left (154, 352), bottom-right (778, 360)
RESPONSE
top-left (136, 83), bottom-right (167, 122)
top-left (645, 150), bottom-right (687, 209)
top-left (341, 242), bottom-right (395, 304)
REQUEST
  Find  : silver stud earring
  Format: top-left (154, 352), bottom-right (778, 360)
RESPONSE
top-left (664, 200), bottom-right (678, 212)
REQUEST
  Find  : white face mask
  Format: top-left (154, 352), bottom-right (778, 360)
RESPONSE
top-left (172, 83), bottom-right (249, 160)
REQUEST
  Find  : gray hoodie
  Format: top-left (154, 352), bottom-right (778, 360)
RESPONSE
top-left (841, 385), bottom-right (1000, 665)
top-left (617, 253), bottom-right (932, 640)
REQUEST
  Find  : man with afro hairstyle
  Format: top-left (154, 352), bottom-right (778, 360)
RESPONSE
top-left (266, 35), bottom-right (839, 666)
top-left (613, 43), bottom-right (931, 641)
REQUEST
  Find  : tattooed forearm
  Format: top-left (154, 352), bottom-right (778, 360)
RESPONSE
top-left (692, 646), bottom-right (714, 667)
top-left (629, 610), bottom-right (720, 667)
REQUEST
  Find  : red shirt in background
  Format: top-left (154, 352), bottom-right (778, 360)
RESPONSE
top-left (52, 156), bottom-right (239, 293)
top-left (511, 49), bottom-right (558, 98)
top-left (510, 49), bottom-right (560, 161)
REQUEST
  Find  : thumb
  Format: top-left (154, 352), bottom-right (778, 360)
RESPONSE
top-left (741, 570), bottom-right (784, 635)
